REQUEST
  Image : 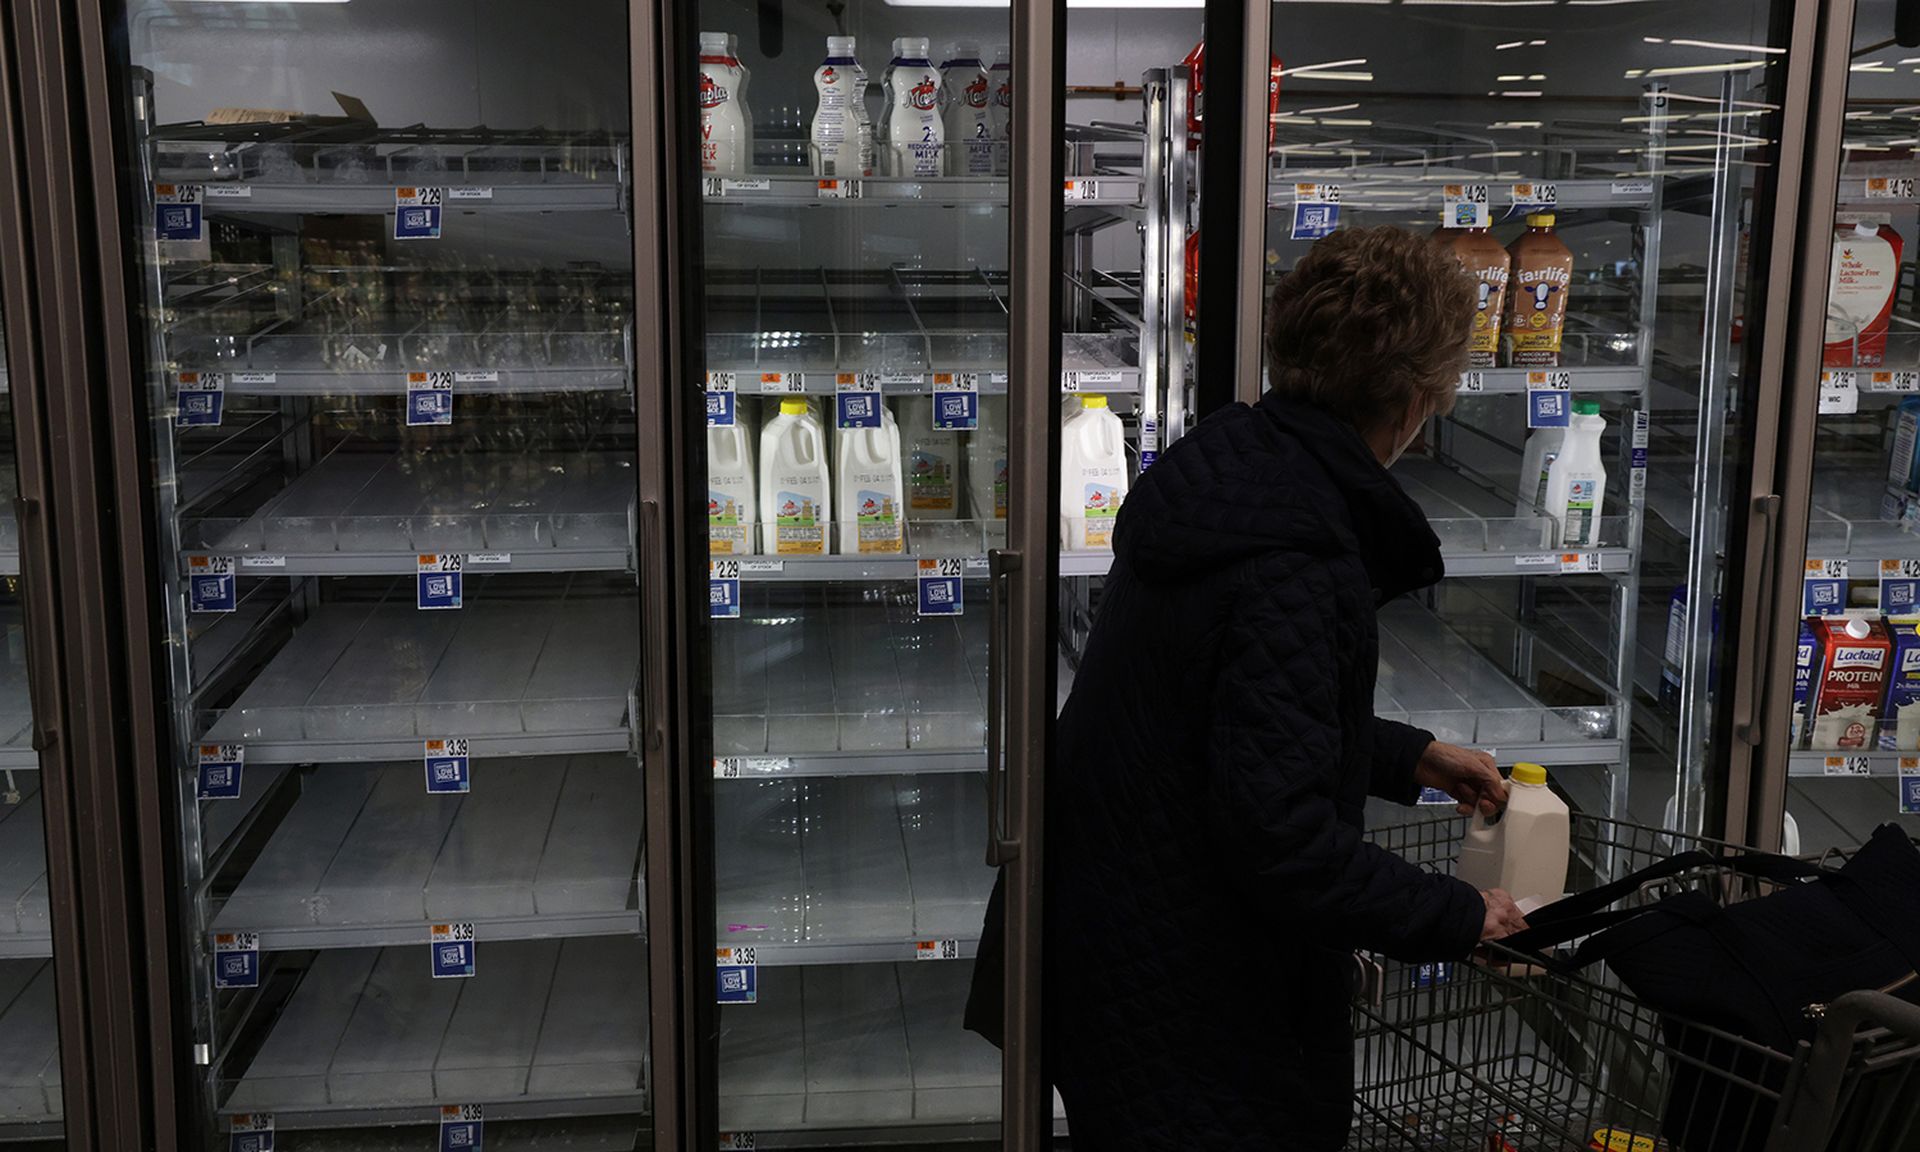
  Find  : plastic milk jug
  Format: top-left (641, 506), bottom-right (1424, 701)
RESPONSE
top-left (989, 45), bottom-right (1013, 176)
top-left (836, 404), bottom-right (907, 554)
top-left (812, 37), bottom-right (872, 178)
top-left (708, 419), bottom-right (757, 555)
top-left (699, 33), bottom-right (750, 176)
top-left (1060, 394), bottom-right (1128, 550)
top-left (1454, 763), bottom-right (1570, 907)
top-left (1543, 401), bottom-right (1607, 547)
top-left (941, 42), bottom-right (993, 176)
top-left (897, 395), bottom-right (960, 520)
top-left (885, 37), bottom-right (945, 179)
top-left (1516, 425), bottom-right (1565, 518)
top-left (759, 398), bottom-right (830, 555)
top-left (968, 395), bottom-right (1009, 521)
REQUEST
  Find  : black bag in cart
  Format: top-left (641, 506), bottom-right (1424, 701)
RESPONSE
top-left (1503, 824), bottom-right (1920, 1152)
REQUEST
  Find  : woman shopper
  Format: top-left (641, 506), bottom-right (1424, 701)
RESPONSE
top-left (1040, 225), bottom-right (1528, 1148)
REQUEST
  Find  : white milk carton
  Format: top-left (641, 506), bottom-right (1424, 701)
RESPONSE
top-left (1454, 763), bottom-right (1571, 908)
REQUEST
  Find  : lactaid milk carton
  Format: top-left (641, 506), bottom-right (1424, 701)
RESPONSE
top-left (1809, 616), bottom-right (1891, 751)
top-left (1792, 619), bottom-right (1817, 749)
top-left (1882, 622), bottom-right (1920, 750)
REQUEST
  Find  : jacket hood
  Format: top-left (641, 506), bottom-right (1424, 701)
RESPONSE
top-left (1113, 392), bottom-right (1444, 599)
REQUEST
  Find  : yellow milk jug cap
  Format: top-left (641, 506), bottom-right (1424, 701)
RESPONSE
top-left (779, 398), bottom-right (809, 416)
top-left (1526, 212), bottom-right (1556, 228)
top-left (1511, 762), bottom-right (1548, 786)
top-left (1081, 393), bottom-right (1109, 409)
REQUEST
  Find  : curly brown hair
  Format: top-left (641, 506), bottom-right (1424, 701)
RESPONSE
top-left (1264, 225), bottom-right (1478, 434)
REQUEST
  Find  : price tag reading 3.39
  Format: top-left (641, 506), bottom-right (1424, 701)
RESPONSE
top-left (430, 923), bottom-right (476, 979)
top-left (439, 1105), bottom-right (483, 1152)
top-left (425, 738), bottom-right (471, 795)
top-left (717, 946), bottom-right (758, 1004)
top-left (197, 743), bottom-right (245, 800)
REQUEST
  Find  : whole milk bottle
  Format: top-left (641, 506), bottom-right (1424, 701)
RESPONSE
top-left (698, 32), bottom-right (750, 176)
top-left (836, 403), bottom-right (906, 554)
top-left (897, 395), bottom-right (960, 520)
top-left (1543, 400), bottom-right (1606, 547)
top-left (1060, 394), bottom-right (1128, 550)
top-left (941, 42), bottom-right (993, 177)
top-left (811, 36), bottom-right (872, 178)
top-left (989, 45), bottom-right (1013, 177)
top-left (708, 413), bottom-right (757, 555)
top-left (1453, 763), bottom-right (1570, 907)
top-left (967, 395), bottom-right (1009, 521)
top-left (729, 34), bottom-right (755, 171)
top-left (758, 398), bottom-right (830, 555)
top-left (885, 37), bottom-right (945, 178)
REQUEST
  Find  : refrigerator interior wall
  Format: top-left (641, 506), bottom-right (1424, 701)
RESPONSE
top-left (123, 0), bottom-right (651, 1144)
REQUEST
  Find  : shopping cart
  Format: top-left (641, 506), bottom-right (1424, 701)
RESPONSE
top-left (1350, 815), bottom-right (1920, 1152)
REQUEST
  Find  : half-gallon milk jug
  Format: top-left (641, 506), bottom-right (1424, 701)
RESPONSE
top-left (698, 33), bottom-right (750, 176)
top-left (967, 395), bottom-right (1008, 521)
top-left (811, 37), bottom-right (872, 178)
top-left (709, 418), bottom-right (757, 555)
top-left (941, 42), bottom-right (993, 177)
top-left (897, 394), bottom-right (960, 520)
top-left (989, 45), bottom-right (1013, 176)
top-left (1543, 400), bottom-right (1606, 547)
top-left (1454, 762), bottom-right (1570, 907)
top-left (885, 37), bottom-right (945, 178)
top-left (1061, 394), bottom-right (1128, 550)
top-left (1516, 425), bottom-right (1565, 519)
top-left (759, 398), bottom-right (830, 555)
top-left (836, 404), bottom-right (906, 554)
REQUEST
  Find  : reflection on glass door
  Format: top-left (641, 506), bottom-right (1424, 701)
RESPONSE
top-left (0, 285), bottom-right (66, 1145)
top-left (1774, 0), bottom-right (1920, 851)
top-left (1245, 2), bottom-right (1793, 837)
top-left (112, 3), bottom-right (652, 1145)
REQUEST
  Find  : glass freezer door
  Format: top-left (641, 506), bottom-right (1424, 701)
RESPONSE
top-left (106, 3), bottom-right (656, 1145)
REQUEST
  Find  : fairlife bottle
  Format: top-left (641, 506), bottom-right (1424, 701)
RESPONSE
top-left (885, 37), bottom-right (945, 179)
top-left (941, 42), bottom-right (993, 177)
top-left (1454, 763), bottom-right (1571, 908)
top-left (698, 32), bottom-right (750, 176)
top-left (1542, 400), bottom-right (1607, 547)
top-left (988, 45), bottom-right (1013, 177)
top-left (1060, 394), bottom-right (1128, 550)
top-left (811, 37), bottom-right (872, 178)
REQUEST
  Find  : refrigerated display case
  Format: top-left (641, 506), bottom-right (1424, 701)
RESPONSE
top-left (109, 3), bottom-right (655, 1145)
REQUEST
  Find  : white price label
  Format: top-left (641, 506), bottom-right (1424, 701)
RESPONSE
top-left (1560, 552), bottom-right (1603, 574)
top-left (1064, 179), bottom-right (1101, 201)
top-left (915, 939), bottom-right (961, 961)
top-left (1824, 755), bottom-right (1873, 777)
top-left (721, 1135), bottom-right (757, 1151)
top-left (878, 372), bottom-right (927, 387)
top-left (816, 178), bottom-right (861, 200)
top-left (1866, 177), bottom-right (1917, 200)
top-left (707, 371), bottom-right (738, 392)
top-left (238, 554), bottom-right (286, 570)
top-left (1611, 179), bottom-right (1655, 197)
top-left (1514, 554), bottom-right (1559, 569)
top-left (451, 370), bottom-right (498, 384)
top-left (1883, 559), bottom-right (1920, 580)
top-left (711, 559), bottom-right (741, 580)
top-left (1458, 371), bottom-right (1486, 394)
top-left (1526, 370), bottom-right (1572, 391)
top-left (444, 186), bottom-right (493, 201)
top-left (1869, 370), bottom-right (1920, 393)
top-left (1509, 182), bottom-right (1557, 207)
top-left (1062, 370), bottom-right (1124, 392)
top-left (1807, 558), bottom-right (1850, 580)
top-left (1294, 182), bottom-right (1341, 203)
top-left (757, 371), bottom-right (805, 394)
top-left (1820, 370), bottom-right (1859, 415)
top-left (467, 552), bottom-right (511, 566)
top-left (202, 184), bottom-right (253, 200)
top-left (230, 372), bottom-right (275, 385)
top-left (740, 559), bottom-right (785, 574)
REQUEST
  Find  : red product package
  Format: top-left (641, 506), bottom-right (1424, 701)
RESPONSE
top-left (1824, 221), bottom-right (1905, 368)
top-left (1808, 616), bottom-right (1892, 750)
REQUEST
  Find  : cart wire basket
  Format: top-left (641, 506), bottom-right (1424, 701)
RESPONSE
top-left (1350, 814), bottom-right (1920, 1152)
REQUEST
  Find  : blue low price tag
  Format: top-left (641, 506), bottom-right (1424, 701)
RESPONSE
top-left (228, 1113), bottom-right (274, 1152)
top-left (835, 373), bottom-right (881, 429)
top-left (176, 371), bottom-right (226, 427)
top-left (1139, 417), bottom-right (1159, 472)
top-left (1882, 559), bottom-right (1920, 616)
top-left (717, 946), bottom-right (758, 1004)
top-left (706, 372), bottom-right (738, 427)
top-left (710, 560), bottom-right (742, 619)
top-left (1416, 787), bottom-right (1455, 806)
top-left (917, 558), bottom-right (964, 617)
top-left (1804, 558), bottom-right (1848, 617)
top-left (439, 1105), bottom-right (483, 1152)
top-left (197, 743), bottom-right (245, 800)
top-left (395, 186), bottom-right (443, 240)
top-left (1526, 371), bottom-right (1572, 429)
top-left (154, 183), bottom-right (204, 241)
top-left (417, 553), bottom-right (464, 610)
top-left (1289, 183), bottom-right (1341, 241)
top-left (932, 371), bottom-right (979, 430)
top-left (1902, 758), bottom-right (1920, 815)
top-left (1410, 961), bottom-right (1454, 988)
top-left (430, 922), bottom-right (476, 978)
top-left (407, 370), bottom-right (455, 427)
top-left (424, 738), bottom-right (470, 794)
top-left (187, 555), bottom-right (237, 614)
top-left (212, 931), bottom-right (260, 989)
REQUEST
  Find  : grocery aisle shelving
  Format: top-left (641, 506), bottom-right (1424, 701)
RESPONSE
top-left (1394, 457), bottom-right (1634, 577)
top-left (703, 172), bottom-right (1142, 209)
top-left (1263, 175), bottom-right (1654, 213)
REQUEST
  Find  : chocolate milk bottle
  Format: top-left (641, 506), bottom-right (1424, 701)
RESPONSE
top-left (1443, 227), bottom-right (1510, 369)
top-left (1504, 213), bottom-right (1574, 367)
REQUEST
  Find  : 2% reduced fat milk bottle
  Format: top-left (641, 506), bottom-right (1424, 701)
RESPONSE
top-left (1454, 762), bottom-right (1571, 909)
top-left (884, 37), bottom-right (945, 179)
top-left (1060, 394), bottom-right (1128, 550)
top-left (698, 32), bottom-right (751, 177)
top-left (940, 42), bottom-right (993, 177)
top-left (811, 36), bottom-right (872, 178)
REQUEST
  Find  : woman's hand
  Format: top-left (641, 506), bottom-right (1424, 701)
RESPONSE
top-left (1480, 888), bottom-right (1529, 941)
top-left (1413, 741), bottom-right (1508, 818)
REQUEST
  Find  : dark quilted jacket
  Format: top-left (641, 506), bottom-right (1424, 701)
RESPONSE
top-left (1041, 392), bottom-right (1486, 1149)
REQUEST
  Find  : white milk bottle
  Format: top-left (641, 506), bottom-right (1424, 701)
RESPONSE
top-left (989, 45), bottom-right (1012, 177)
top-left (941, 42), bottom-right (993, 177)
top-left (1060, 394), bottom-right (1128, 550)
top-left (708, 418), bottom-right (757, 555)
top-left (836, 404), bottom-right (907, 554)
top-left (873, 39), bottom-right (901, 175)
top-left (897, 395), bottom-right (961, 520)
top-left (886, 37), bottom-right (945, 178)
top-left (1454, 762), bottom-right (1571, 908)
top-left (811, 36), bottom-right (871, 178)
top-left (759, 399), bottom-right (830, 555)
top-left (1543, 400), bottom-right (1607, 547)
top-left (698, 32), bottom-right (749, 176)
top-left (1515, 425), bottom-right (1564, 518)
top-left (967, 395), bottom-right (1009, 521)
top-left (729, 34), bottom-right (756, 172)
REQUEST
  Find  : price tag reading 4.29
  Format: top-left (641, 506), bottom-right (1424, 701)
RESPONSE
top-left (1881, 559), bottom-right (1920, 616)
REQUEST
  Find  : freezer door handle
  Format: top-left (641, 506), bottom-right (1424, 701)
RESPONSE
top-left (639, 497), bottom-right (665, 754)
top-left (11, 497), bottom-right (57, 754)
top-left (986, 546), bottom-right (1022, 866)
top-left (1733, 493), bottom-right (1781, 746)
